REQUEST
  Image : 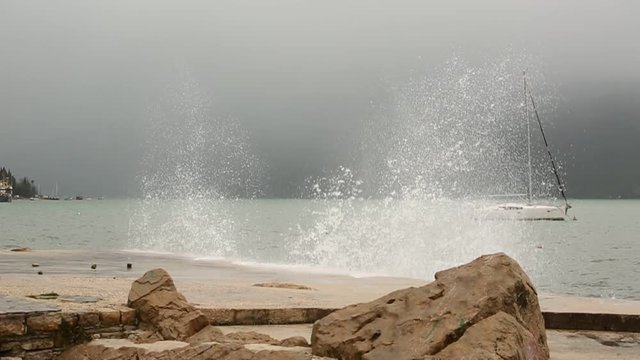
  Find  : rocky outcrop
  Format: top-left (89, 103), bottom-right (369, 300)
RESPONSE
top-left (199, 307), bottom-right (335, 326)
top-left (280, 336), bottom-right (311, 347)
top-left (224, 331), bottom-right (280, 345)
top-left (59, 339), bottom-right (330, 360)
top-left (61, 268), bottom-right (322, 359)
top-left (127, 268), bottom-right (209, 341)
top-left (311, 253), bottom-right (548, 360)
top-left (185, 324), bottom-right (225, 344)
top-left (424, 311), bottom-right (546, 360)
top-left (59, 340), bottom-right (250, 359)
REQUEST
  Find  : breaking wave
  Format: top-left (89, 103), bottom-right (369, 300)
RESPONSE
top-left (128, 72), bottom-right (263, 255)
top-left (292, 53), bottom-right (560, 279)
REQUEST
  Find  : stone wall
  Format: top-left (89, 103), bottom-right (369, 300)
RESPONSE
top-left (0, 308), bottom-right (137, 359)
top-left (2, 306), bottom-right (640, 359)
top-left (199, 307), bottom-right (335, 326)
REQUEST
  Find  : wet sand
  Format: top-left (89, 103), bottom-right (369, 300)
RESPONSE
top-left (2, 249), bottom-right (640, 315)
top-left (0, 249), bottom-right (426, 311)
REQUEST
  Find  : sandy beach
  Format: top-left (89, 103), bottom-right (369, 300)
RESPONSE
top-left (3, 249), bottom-right (640, 315)
top-left (0, 249), bottom-right (427, 311)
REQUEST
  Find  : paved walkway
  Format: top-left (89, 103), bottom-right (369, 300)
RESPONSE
top-left (0, 295), bottom-right (60, 315)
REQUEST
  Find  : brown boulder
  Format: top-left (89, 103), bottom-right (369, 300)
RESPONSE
top-left (127, 268), bottom-right (177, 303)
top-left (128, 329), bottom-right (164, 344)
top-left (224, 331), bottom-right (280, 345)
top-left (425, 311), bottom-right (547, 360)
top-left (185, 325), bottom-right (225, 344)
top-left (311, 253), bottom-right (548, 360)
top-left (280, 336), bottom-right (311, 347)
top-left (127, 268), bottom-right (209, 341)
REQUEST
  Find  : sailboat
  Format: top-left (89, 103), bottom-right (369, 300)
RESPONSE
top-left (43, 183), bottom-right (60, 200)
top-left (50, 183), bottom-right (60, 200)
top-left (482, 71), bottom-right (572, 221)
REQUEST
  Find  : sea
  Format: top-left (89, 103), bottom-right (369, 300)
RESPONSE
top-left (1, 198), bottom-right (638, 300)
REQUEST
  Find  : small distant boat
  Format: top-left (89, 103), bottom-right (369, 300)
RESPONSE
top-left (482, 71), bottom-right (572, 221)
top-left (0, 193), bottom-right (11, 203)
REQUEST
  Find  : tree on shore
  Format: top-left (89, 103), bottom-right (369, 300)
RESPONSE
top-left (12, 177), bottom-right (38, 197)
top-left (0, 167), bottom-right (38, 197)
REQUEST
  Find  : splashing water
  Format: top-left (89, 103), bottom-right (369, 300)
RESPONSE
top-left (127, 55), bottom-right (562, 282)
top-left (128, 74), bottom-right (263, 255)
top-left (293, 54), bottom-right (559, 279)
top-left (362, 53), bottom-right (559, 199)
top-left (292, 168), bottom-right (532, 279)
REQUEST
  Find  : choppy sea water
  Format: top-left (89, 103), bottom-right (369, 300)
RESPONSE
top-left (0, 199), bottom-right (638, 300)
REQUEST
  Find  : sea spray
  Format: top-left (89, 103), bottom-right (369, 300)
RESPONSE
top-left (291, 168), bottom-right (530, 279)
top-left (128, 73), bottom-right (263, 255)
top-left (361, 54), bottom-right (560, 199)
top-left (293, 54), bottom-right (559, 279)
top-left (126, 55), bottom-right (561, 282)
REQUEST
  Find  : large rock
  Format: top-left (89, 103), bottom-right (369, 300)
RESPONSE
top-left (224, 331), bottom-right (280, 345)
top-left (127, 268), bottom-right (210, 341)
top-left (185, 325), bottom-right (225, 344)
top-left (424, 312), bottom-right (547, 360)
top-left (311, 253), bottom-right (548, 360)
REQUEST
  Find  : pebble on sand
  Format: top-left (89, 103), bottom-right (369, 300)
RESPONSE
top-left (91, 264), bottom-right (97, 269)
top-left (252, 282), bottom-right (317, 291)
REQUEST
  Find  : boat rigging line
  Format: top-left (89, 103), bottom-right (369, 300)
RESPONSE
top-left (527, 88), bottom-right (571, 214)
top-left (524, 71), bottom-right (533, 204)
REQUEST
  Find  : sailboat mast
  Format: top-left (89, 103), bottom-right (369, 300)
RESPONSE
top-left (528, 90), bottom-right (572, 214)
top-left (524, 71), bottom-right (532, 204)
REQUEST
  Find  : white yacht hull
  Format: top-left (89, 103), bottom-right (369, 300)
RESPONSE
top-left (481, 203), bottom-right (568, 221)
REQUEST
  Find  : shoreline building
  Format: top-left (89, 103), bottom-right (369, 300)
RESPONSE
top-left (0, 168), bottom-right (13, 202)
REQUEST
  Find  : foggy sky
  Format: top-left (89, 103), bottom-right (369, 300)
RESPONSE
top-left (1, 0), bottom-right (639, 198)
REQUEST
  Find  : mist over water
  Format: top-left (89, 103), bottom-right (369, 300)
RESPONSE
top-left (360, 53), bottom-right (561, 199)
top-left (7, 54), bottom-right (634, 298)
top-left (293, 171), bottom-right (532, 279)
top-left (292, 54), bottom-right (562, 278)
top-left (2, 0), bottom-right (638, 301)
top-left (128, 74), bottom-right (263, 255)
top-left (139, 74), bottom-right (264, 200)
top-left (129, 55), bottom-right (566, 282)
